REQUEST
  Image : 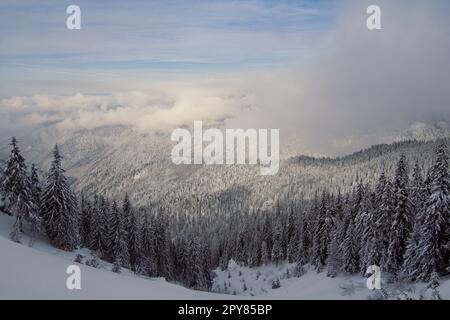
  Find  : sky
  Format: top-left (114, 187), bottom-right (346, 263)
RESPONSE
top-left (0, 0), bottom-right (336, 95)
top-left (1, 0), bottom-right (450, 156)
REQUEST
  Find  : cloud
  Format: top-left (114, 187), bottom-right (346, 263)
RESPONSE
top-left (225, 0), bottom-right (450, 155)
top-left (0, 86), bottom-right (253, 134)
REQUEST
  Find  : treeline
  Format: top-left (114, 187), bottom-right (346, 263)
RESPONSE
top-left (1, 137), bottom-right (449, 291)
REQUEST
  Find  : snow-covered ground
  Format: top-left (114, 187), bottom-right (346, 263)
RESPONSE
top-left (1, 213), bottom-right (448, 300)
top-left (213, 260), bottom-right (450, 300)
top-left (0, 214), bottom-right (229, 299)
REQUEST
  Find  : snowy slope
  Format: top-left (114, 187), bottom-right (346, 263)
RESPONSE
top-left (2, 213), bottom-right (449, 300)
top-left (212, 260), bottom-right (450, 300)
top-left (1, 124), bottom-right (449, 208)
top-left (0, 214), bottom-right (228, 300)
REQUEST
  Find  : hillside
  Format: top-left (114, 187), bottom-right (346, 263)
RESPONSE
top-left (0, 124), bottom-right (448, 208)
top-left (2, 213), bottom-right (448, 300)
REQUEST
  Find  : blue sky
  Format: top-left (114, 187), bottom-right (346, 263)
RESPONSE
top-left (0, 0), bottom-right (338, 96)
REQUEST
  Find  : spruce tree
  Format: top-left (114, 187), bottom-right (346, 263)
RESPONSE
top-left (87, 195), bottom-right (101, 251)
top-left (342, 218), bottom-right (358, 274)
top-left (412, 143), bottom-right (450, 281)
top-left (79, 191), bottom-right (92, 247)
top-left (29, 164), bottom-right (41, 213)
top-left (99, 197), bottom-right (114, 260)
top-left (376, 174), bottom-right (395, 267)
top-left (326, 226), bottom-right (341, 277)
top-left (360, 193), bottom-right (377, 274)
top-left (312, 191), bottom-right (333, 271)
top-left (111, 200), bottom-right (130, 269)
top-left (40, 145), bottom-right (79, 251)
top-left (140, 214), bottom-right (156, 276)
top-left (402, 160), bottom-right (426, 280)
top-left (384, 154), bottom-right (410, 279)
top-left (3, 137), bottom-right (39, 242)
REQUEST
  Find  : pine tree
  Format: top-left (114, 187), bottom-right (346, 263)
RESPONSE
top-left (99, 197), bottom-right (114, 260)
top-left (285, 205), bottom-right (298, 263)
top-left (3, 137), bottom-right (39, 242)
top-left (79, 191), bottom-right (92, 247)
top-left (111, 200), bottom-right (130, 269)
top-left (327, 225), bottom-right (341, 277)
top-left (120, 195), bottom-right (145, 273)
top-left (87, 195), bottom-right (101, 251)
top-left (260, 240), bottom-right (269, 265)
top-left (384, 154), bottom-right (410, 280)
top-left (347, 182), bottom-right (365, 268)
top-left (122, 193), bottom-right (132, 240)
top-left (40, 145), bottom-right (79, 251)
top-left (402, 160), bottom-right (426, 280)
top-left (360, 193), bottom-right (377, 274)
top-left (271, 219), bottom-right (283, 264)
top-left (376, 174), bottom-right (394, 267)
top-left (29, 163), bottom-right (42, 215)
top-left (342, 218), bottom-right (358, 274)
top-left (128, 209), bottom-right (142, 272)
top-left (412, 143), bottom-right (450, 281)
top-left (296, 209), bottom-right (309, 266)
top-left (140, 214), bottom-right (156, 276)
top-left (312, 191), bottom-right (333, 271)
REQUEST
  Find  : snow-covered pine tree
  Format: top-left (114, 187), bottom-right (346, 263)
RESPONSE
top-left (260, 240), bottom-right (269, 265)
top-left (111, 200), bottom-right (130, 269)
top-left (79, 191), bottom-right (92, 247)
top-left (27, 163), bottom-right (42, 244)
top-left (29, 163), bottom-right (42, 217)
top-left (99, 197), bottom-right (114, 260)
top-left (128, 210), bottom-right (142, 272)
top-left (40, 145), bottom-right (79, 251)
top-left (270, 221), bottom-right (283, 264)
top-left (184, 235), bottom-right (211, 290)
top-left (3, 138), bottom-right (39, 242)
top-left (139, 213), bottom-right (156, 276)
top-left (122, 193), bottom-right (132, 237)
top-left (384, 154), bottom-right (410, 280)
top-left (295, 208), bottom-right (309, 266)
top-left (412, 143), bottom-right (450, 281)
top-left (326, 191), bottom-right (344, 277)
top-left (285, 205), bottom-right (298, 263)
top-left (312, 191), bottom-right (333, 271)
top-left (376, 174), bottom-right (395, 268)
top-left (87, 194), bottom-right (101, 251)
top-left (352, 182), bottom-right (366, 266)
top-left (410, 160), bottom-right (426, 223)
top-left (359, 192), bottom-right (377, 274)
top-left (342, 218), bottom-right (358, 274)
top-left (150, 212), bottom-right (167, 276)
top-left (334, 194), bottom-right (352, 265)
top-left (326, 225), bottom-right (341, 277)
top-left (270, 204), bottom-right (283, 264)
top-left (401, 160), bottom-right (426, 280)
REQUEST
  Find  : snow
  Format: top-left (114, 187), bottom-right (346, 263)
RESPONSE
top-left (0, 214), bottom-right (227, 299)
top-left (1, 213), bottom-right (449, 300)
top-left (212, 260), bottom-right (450, 300)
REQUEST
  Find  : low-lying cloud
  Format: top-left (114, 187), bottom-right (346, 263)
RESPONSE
top-left (0, 87), bottom-right (253, 134)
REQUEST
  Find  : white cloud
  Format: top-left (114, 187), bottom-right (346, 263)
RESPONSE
top-left (0, 86), bottom-right (253, 134)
